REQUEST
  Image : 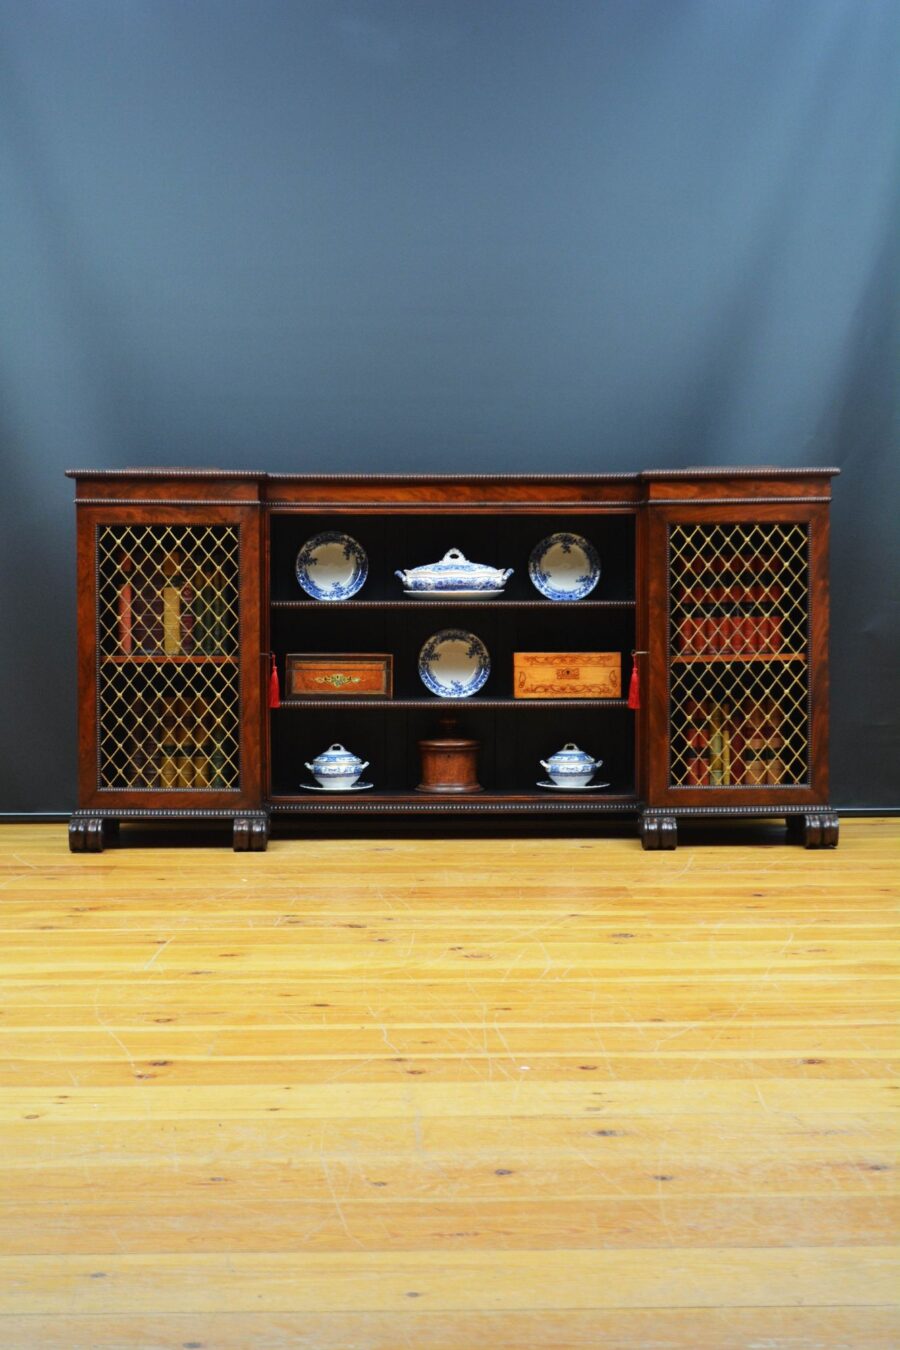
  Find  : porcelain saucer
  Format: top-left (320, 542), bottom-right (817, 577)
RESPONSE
top-left (299, 781), bottom-right (374, 792)
top-left (536, 780), bottom-right (611, 791)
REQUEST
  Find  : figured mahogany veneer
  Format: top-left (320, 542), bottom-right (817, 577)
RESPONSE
top-left (67, 467), bottom-right (838, 850)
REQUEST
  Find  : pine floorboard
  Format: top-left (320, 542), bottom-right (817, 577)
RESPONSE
top-left (0, 818), bottom-right (897, 1349)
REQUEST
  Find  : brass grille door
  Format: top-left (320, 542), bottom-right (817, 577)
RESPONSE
top-left (668, 522), bottom-right (810, 792)
top-left (96, 523), bottom-right (241, 792)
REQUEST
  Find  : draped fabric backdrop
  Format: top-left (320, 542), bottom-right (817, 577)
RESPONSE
top-left (1, 0), bottom-right (897, 812)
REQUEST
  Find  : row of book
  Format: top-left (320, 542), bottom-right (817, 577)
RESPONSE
top-left (674, 582), bottom-right (785, 605)
top-left (678, 699), bottom-right (791, 787)
top-left (676, 552), bottom-right (787, 578)
top-left (113, 552), bottom-right (234, 656)
top-left (677, 615), bottom-right (786, 656)
top-left (107, 694), bottom-right (235, 789)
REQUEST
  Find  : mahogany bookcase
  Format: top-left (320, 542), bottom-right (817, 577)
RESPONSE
top-left (66, 467), bottom-right (838, 851)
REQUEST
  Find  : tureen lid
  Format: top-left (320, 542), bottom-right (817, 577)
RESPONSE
top-left (544, 743), bottom-right (598, 768)
top-left (404, 548), bottom-right (506, 580)
top-left (310, 742), bottom-right (364, 768)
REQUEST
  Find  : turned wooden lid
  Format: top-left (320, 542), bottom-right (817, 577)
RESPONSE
top-left (418, 736), bottom-right (479, 751)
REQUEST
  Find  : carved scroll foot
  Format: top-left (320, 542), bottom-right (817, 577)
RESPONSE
top-left (233, 815), bottom-right (269, 852)
top-left (68, 817), bottom-right (106, 853)
top-left (801, 811), bottom-right (839, 849)
top-left (641, 813), bottom-right (677, 851)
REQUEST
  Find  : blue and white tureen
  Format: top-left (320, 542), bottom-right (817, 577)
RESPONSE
top-left (539, 743), bottom-right (603, 788)
top-left (396, 548), bottom-right (513, 597)
top-left (304, 743), bottom-right (369, 790)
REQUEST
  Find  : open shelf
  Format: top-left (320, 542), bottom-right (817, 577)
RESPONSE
top-left (277, 697), bottom-right (629, 710)
top-left (269, 790), bottom-right (639, 811)
top-left (271, 599), bottom-right (636, 610)
top-left (268, 510), bottom-right (637, 804)
top-left (270, 512), bottom-right (637, 605)
top-left (271, 703), bottom-right (633, 800)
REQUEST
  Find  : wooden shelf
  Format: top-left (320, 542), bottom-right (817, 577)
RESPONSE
top-left (269, 790), bottom-right (639, 811)
top-left (101, 655), bottom-right (237, 665)
top-left (276, 697), bottom-right (630, 710)
top-left (270, 598), bottom-right (636, 610)
top-left (672, 652), bottom-right (806, 665)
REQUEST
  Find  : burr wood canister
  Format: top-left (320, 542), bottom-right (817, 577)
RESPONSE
top-left (417, 714), bottom-right (482, 793)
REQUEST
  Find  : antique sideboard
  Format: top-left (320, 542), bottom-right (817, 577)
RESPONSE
top-left (67, 467), bottom-right (839, 851)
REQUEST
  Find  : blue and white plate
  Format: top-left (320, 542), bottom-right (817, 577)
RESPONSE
top-left (528, 533), bottom-right (601, 601)
top-left (295, 532), bottom-right (368, 601)
top-left (418, 629), bottom-right (490, 699)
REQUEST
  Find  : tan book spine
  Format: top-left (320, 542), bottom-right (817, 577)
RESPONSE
top-left (161, 552), bottom-right (183, 655)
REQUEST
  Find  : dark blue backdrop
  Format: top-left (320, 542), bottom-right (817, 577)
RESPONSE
top-left (1, 0), bottom-right (897, 810)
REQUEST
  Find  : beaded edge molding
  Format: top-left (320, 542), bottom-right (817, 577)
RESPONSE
top-left (66, 468), bottom-right (840, 481)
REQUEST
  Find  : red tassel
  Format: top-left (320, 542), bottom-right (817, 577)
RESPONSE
top-left (627, 656), bottom-right (640, 710)
top-left (269, 653), bottom-right (280, 709)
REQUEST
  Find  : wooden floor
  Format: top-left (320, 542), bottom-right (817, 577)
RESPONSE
top-left (0, 818), bottom-right (897, 1349)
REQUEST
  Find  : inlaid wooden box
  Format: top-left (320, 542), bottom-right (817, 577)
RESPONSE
top-left (285, 653), bottom-right (393, 698)
top-left (514, 651), bottom-right (621, 699)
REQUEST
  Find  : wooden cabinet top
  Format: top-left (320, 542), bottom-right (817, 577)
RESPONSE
top-left (66, 466), bottom-right (839, 507)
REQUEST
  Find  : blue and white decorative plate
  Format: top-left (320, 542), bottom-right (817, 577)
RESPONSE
top-left (295, 532), bottom-right (368, 601)
top-left (418, 629), bottom-right (490, 699)
top-left (528, 533), bottom-right (601, 601)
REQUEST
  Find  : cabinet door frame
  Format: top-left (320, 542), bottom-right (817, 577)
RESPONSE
top-left (644, 500), bottom-right (830, 809)
top-left (75, 502), bottom-right (263, 811)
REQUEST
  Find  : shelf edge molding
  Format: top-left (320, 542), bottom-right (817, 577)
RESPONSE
top-left (275, 698), bottom-right (631, 710)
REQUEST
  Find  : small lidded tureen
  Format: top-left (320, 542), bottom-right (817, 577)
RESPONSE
top-left (540, 742), bottom-right (603, 788)
top-left (305, 743), bottom-right (369, 790)
top-left (396, 548), bottom-right (513, 596)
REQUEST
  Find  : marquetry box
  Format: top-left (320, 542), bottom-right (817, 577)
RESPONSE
top-left (513, 651), bottom-right (621, 699)
top-left (285, 653), bottom-right (393, 697)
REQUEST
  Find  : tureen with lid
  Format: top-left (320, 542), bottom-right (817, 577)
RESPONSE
top-left (304, 743), bottom-right (369, 790)
top-left (395, 548), bottom-right (513, 597)
top-left (539, 743), bottom-right (603, 787)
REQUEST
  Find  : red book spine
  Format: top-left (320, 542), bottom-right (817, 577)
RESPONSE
top-left (679, 618), bottom-right (698, 654)
top-left (133, 578), bottom-right (164, 654)
top-left (686, 754), bottom-right (710, 786)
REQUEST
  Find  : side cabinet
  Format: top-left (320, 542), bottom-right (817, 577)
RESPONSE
top-left (639, 470), bottom-right (839, 850)
top-left (67, 467), bottom-right (838, 852)
top-left (67, 473), bottom-right (268, 851)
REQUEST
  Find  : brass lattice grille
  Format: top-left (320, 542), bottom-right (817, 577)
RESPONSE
top-left (668, 522), bottom-right (809, 789)
top-left (97, 524), bottom-right (240, 790)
